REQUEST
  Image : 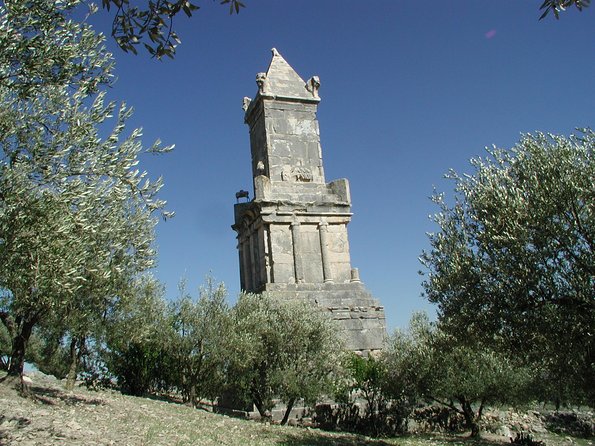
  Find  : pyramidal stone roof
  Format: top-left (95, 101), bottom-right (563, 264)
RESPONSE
top-left (261, 48), bottom-right (319, 101)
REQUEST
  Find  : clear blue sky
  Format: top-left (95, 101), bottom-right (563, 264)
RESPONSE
top-left (88, 1), bottom-right (594, 331)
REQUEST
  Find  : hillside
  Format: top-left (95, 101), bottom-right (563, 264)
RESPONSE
top-left (0, 372), bottom-right (591, 446)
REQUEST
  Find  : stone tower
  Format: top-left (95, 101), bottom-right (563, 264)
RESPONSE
top-left (233, 49), bottom-right (386, 354)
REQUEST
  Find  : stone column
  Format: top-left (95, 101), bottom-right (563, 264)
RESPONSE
top-left (291, 221), bottom-right (304, 283)
top-left (318, 221), bottom-right (333, 283)
top-left (262, 225), bottom-right (272, 284)
top-left (250, 229), bottom-right (260, 290)
top-left (237, 240), bottom-right (246, 290)
top-left (240, 234), bottom-right (252, 291)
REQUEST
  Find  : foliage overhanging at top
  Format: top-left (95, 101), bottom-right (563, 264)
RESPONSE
top-left (539, 0), bottom-right (590, 19)
top-left (102, 0), bottom-right (245, 59)
top-left (99, 0), bottom-right (589, 59)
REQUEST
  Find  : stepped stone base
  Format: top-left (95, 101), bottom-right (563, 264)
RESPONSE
top-left (263, 282), bottom-right (386, 354)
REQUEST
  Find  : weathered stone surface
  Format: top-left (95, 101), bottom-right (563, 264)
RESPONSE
top-left (233, 49), bottom-right (387, 354)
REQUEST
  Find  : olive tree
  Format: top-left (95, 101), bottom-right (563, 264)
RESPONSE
top-left (167, 278), bottom-right (231, 407)
top-left (420, 130), bottom-right (594, 407)
top-left (0, 0), bottom-right (171, 382)
top-left (338, 354), bottom-right (396, 436)
top-left (384, 313), bottom-right (531, 438)
top-left (229, 293), bottom-right (344, 424)
top-left (103, 275), bottom-right (172, 396)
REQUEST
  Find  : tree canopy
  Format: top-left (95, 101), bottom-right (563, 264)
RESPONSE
top-left (166, 278), bottom-right (231, 407)
top-left (228, 293), bottom-right (344, 424)
top-left (384, 313), bottom-right (532, 438)
top-left (420, 130), bottom-right (594, 406)
top-left (0, 0), bottom-right (170, 380)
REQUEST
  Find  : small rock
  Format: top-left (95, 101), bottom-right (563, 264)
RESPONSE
top-left (532, 424), bottom-right (547, 433)
top-left (496, 425), bottom-right (512, 438)
top-left (66, 420), bottom-right (82, 430)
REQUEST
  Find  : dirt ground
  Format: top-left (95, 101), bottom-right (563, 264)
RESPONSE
top-left (0, 372), bottom-right (592, 446)
top-left (0, 372), bottom-right (392, 446)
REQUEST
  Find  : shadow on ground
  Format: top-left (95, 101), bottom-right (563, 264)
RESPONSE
top-left (275, 432), bottom-right (507, 446)
top-left (29, 385), bottom-right (105, 406)
top-left (275, 431), bottom-right (393, 446)
top-left (0, 414), bottom-right (32, 445)
top-left (399, 433), bottom-right (507, 446)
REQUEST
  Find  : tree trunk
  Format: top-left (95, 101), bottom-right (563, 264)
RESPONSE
top-left (254, 402), bottom-right (272, 421)
top-left (252, 392), bottom-right (272, 421)
top-left (460, 398), bottom-right (481, 438)
top-left (188, 383), bottom-right (197, 408)
top-left (470, 421), bottom-right (480, 438)
top-left (280, 398), bottom-right (296, 425)
top-left (6, 316), bottom-right (37, 378)
top-left (65, 336), bottom-right (84, 391)
top-left (251, 370), bottom-right (272, 421)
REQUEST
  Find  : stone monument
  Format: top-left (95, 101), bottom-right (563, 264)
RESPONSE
top-left (232, 49), bottom-right (386, 354)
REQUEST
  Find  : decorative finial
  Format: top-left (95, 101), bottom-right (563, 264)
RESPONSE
top-left (256, 72), bottom-right (267, 94)
top-left (271, 47), bottom-right (280, 57)
top-left (242, 97), bottom-right (251, 112)
top-left (256, 160), bottom-right (265, 174)
top-left (306, 76), bottom-right (321, 99)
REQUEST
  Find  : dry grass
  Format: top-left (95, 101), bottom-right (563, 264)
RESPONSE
top-left (0, 372), bottom-right (592, 446)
